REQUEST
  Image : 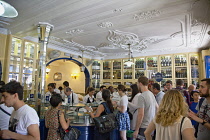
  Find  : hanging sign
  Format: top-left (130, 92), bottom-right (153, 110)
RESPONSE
top-left (155, 72), bottom-right (163, 82)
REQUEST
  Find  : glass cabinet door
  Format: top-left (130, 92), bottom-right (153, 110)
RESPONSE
top-left (9, 38), bottom-right (22, 81)
top-left (103, 61), bottom-right (111, 79)
top-left (174, 54), bottom-right (187, 78)
top-left (160, 55), bottom-right (172, 87)
top-left (146, 57), bottom-right (158, 79)
top-left (190, 54), bottom-right (199, 88)
top-left (123, 59), bottom-right (133, 79)
top-left (113, 60), bottom-right (121, 79)
top-left (135, 58), bottom-right (145, 79)
top-left (92, 61), bottom-right (100, 79)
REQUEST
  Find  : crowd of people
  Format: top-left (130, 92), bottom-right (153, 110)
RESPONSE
top-left (0, 77), bottom-right (210, 140)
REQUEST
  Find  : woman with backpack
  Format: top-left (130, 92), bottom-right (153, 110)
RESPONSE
top-left (85, 89), bottom-right (117, 140)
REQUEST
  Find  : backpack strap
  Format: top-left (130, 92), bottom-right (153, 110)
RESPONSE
top-left (180, 117), bottom-right (185, 140)
top-left (0, 106), bottom-right (11, 116)
top-left (101, 102), bottom-right (111, 114)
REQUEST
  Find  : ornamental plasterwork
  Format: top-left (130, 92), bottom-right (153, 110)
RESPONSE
top-left (66, 29), bottom-right (84, 36)
top-left (107, 30), bottom-right (167, 52)
top-left (98, 22), bottom-right (113, 28)
top-left (133, 10), bottom-right (161, 21)
top-left (113, 8), bottom-right (122, 13)
top-left (191, 19), bottom-right (203, 27)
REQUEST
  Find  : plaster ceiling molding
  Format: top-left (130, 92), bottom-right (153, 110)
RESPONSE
top-left (170, 31), bottom-right (183, 39)
top-left (133, 9), bottom-right (162, 21)
top-left (66, 29), bottom-right (84, 36)
top-left (107, 30), bottom-right (141, 50)
top-left (98, 43), bottom-right (116, 49)
top-left (98, 22), bottom-right (113, 28)
top-left (113, 8), bottom-right (123, 13)
top-left (191, 19), bottom-right (203, 27)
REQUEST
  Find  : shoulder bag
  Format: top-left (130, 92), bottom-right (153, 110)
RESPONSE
top-left (93, 102), bottom-right (117, 133)
top-left (57, 110), bottom-right (81, 140)
top-left (180, 117), bottom-right (185, 140)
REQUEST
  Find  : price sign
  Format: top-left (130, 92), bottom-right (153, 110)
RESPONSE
top-left (155, 72), bottom-right (163, 82)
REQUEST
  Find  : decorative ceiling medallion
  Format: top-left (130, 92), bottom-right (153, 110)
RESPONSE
top-left (66, 29), bottom-right (84, 36)
top-left (113, 8), bottom-right (122, 13)
top-left (107, 30), bottom-right (148, 52)
top-left (98, 22), bottom-right (113, 28)
top-left (133, 10), bottom-right (161, 21)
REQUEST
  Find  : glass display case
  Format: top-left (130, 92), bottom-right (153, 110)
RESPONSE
top-left (190, 53), bottom-right (199, 88)
top-left (123, 59), bottom-right (133, 79)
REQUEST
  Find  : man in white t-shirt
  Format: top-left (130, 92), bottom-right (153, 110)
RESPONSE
top-left (133, 76), bottom-right (158, 138)
top-left (96, 85), bottom-right (106, 103)
top-left (0, 81), bottom-right (14, 130)
top-left (0, 81), bottom-right (40, 140)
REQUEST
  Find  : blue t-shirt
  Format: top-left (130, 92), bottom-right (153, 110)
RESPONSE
top-left (189, 101), bottom-right (198, 126)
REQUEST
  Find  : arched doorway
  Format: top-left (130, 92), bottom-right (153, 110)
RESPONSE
top-left (46, 57), bottom-right (90, 92)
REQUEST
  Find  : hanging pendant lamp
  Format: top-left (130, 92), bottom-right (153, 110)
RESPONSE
top-left (0, 0), bottom-right (18, 18)
top-left (124, 43), bottom-right (134, 67)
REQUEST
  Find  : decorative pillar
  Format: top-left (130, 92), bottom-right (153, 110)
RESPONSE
top-left (36, 22), bottom-right (53, 102)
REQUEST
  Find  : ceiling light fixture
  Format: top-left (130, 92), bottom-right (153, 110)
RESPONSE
top-left (0, 0), bottom-right (18, 18)
top-left (124, 44), bottom-right (134, 67)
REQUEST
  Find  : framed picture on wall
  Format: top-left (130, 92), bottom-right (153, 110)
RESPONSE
top-left (54, 72), bottom-right (62, 81)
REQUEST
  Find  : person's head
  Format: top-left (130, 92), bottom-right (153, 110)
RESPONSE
top-left (0, 81), bottom-right (5, 88)
top-left (0, 81), bottom-right (5, 103)
top-left (108, 86), bottom-right (114, 93)
top-left (50, 94), bottom-right (62, 108)
top-left (165, 80), bottom-right (172, 90)
top-left (155, 89), bottom-right (188, 126)
top-left (199, 78), bottom-right (210, 98)
top-left (86, 87), bottom-right (95, 96)
top-left (190, 90), bottom-right (200, 102)
top-left (129, 84), bottom-right (139, 102)
top-left (176, 79), bottom-right (184, 87)
top-left (117, 85), bottom-right (126, 96)
top-left (58, 86), bottom-right (63, 91)
top-left (188, 84), bottom-right (196, 93)
top-left (102, 89), bottom-right (114, 112)
top-left (137, 76), bottom-right (149, 91)
top-left (100, 85), bottom-right (106, 91)
top-left (151, 83), bottom-right (161, 95)
top-left (64, 87), bottom-right (72, 96)
top-left (48, 83), bottom-right (55, 93)
top-left (63, 81), bottom-right (69, 88)
top-left (1, 81), bottom-right (24, 107)
top-left (53, 83), bottom-right (56, 88)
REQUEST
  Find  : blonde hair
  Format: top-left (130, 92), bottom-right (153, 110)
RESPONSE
top-left (155, 89), bottom-right (188, 126)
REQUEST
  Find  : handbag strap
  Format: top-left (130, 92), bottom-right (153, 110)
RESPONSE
top-left (101, 102), bottom-right (111, 114)
top-left (0, 106), bottom-right (11, 116)
top-left (180, 117), bottom-right (185, 140)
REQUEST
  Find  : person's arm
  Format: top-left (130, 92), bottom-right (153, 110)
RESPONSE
top-left (182, 128), bottom-right (196, 140)
top-left (83, 96), bottom-right (87, 104)
top-left (188, 111), bottom-right (210, 129)
top-left (144, 121), bottom-right (156, 140)
top-left (86, 104), bottom-right (104, 118)
top-left (59, 112), bottom-right (70, 130)
top-left (133, 108), bottom-right (144, 138)
top-left (128, 102), bottom-right (138, 110)
top-left (0, 124), bottom-right (40, 140)
top-left (117, 106), bottom-right (126, 113)
top-left (74, 94), bottom-right (79, 104)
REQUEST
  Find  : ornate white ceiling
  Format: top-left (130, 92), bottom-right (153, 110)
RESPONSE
top-left (1, 0), bottom-right (210, 60)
